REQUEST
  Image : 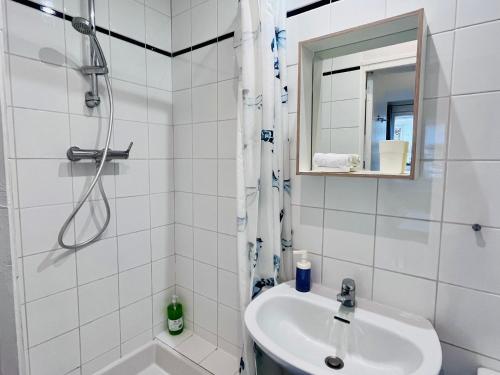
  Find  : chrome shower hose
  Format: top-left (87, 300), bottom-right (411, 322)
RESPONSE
top-left (58, 74), bottom-right (114, 250)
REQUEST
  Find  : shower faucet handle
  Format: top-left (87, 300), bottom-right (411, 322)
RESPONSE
top-left (66, 142), bottom-right (133, 162)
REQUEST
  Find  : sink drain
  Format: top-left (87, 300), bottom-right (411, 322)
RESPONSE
top-left (325, 356), bottom-right (344, 370)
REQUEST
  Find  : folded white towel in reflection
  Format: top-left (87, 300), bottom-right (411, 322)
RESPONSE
top-left (312, 153), bottom-right (361, 169)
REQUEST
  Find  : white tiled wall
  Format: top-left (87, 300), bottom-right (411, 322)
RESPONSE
top-left (170, 0), bottom-right (241, 358)
top-left (2, 0), bottom-right (174, 373)
top-left (286, 0), bottom-right (500, 373)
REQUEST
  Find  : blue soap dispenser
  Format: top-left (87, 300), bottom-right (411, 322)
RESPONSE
top-left (294, 250), bottom-right (311, 292)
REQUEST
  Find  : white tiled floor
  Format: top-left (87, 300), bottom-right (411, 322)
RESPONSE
top-left (156, 331), bottom-right (239, 375)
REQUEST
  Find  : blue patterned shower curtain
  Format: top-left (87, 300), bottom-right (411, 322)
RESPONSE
top-left (235, 0), bottom-right (292, 373)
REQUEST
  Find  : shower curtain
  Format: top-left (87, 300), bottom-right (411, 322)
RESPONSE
top-left (235, 0), bottom-right (291, 373)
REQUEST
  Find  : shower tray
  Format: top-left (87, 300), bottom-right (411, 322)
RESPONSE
top-left (94, 340), bottom-right (211, 375)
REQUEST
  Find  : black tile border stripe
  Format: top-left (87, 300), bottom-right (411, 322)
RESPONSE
top-left (287, 0), bottom-right (332, 18)
top-left (12, 0), bottom-right (338, 59)
top-left (172, 32), bottom-right (235, 57)
top-left (11, 0), bottom-right (173, 57)
top-left (323, 66), bottom-right (360, 76)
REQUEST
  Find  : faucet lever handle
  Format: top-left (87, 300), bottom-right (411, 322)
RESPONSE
top-left (341, 278), bottom-right (355, 294)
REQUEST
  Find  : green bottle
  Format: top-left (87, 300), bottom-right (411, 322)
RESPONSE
top-left (167, 295), bottom-right (184, 335)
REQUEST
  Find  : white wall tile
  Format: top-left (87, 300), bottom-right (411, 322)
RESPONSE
top-left (436, 283), bottom-right (500, 359)
top-left (146, 52), bottom-right (172, 91)
top-left (194, 261), bottom-right (217, 300)
top-left (192, 45), bottom-right (217, 87)
top-left (17, 159), bottom-right (72, 208)
top-left (424, 32), bottom-right (454, 99)
top-left (173, 53), bottom-right (192, 90)
top-left (325, 176), bottom-right (377, 214)
top-left (444, 161), bottom-right (500, 227)
top-left (174, 158), bottom-right (193, 192)
top-left (175, 192), bottom-right (193, 225)
top-left (13, 107), bottom-right (69, 159)
top-left (194, 293), bottom-right (217, 333)
top-left (193, 122), bottom-right (217, 158)
top-left (440, 223), bottom-right (500, 295)
top-left (78, 275), bottom-right (119, 325)
top-left (322, 257), bottom-right (373, 298)
top-left (194, 194), bottom-right (217, 231)
top-left (291, 171), bottom-right (325, 208)
top-left (10, 55), bottom-right (68, 112)
top-left (148, 88), bottom-right (173, 125)
top-left (29, 330), bottom-right (80, 375)
top-left (291, 205), bottom-right (323, 255)
top-left (456, 0), bottom-right (500, 27)
top-left (452, 21), bottom-right (500, 95)
top-left (23, 249), bottom-right (76, 302)
top-left (375, 216), bottom-right (440, 279)
top-left (175, 223), bottom-right (193, 258)
top-left (218, 234), bottom-right (236, 273)
top-left (448, 92), bottom-right (500, 160)
top-left (218, 0), bottom-right (238, 35)
top-left (116, 195), bottom-right (150, 235)
top-left (217, 197), bottom-right (236, 235)
top-left (386, 0), bottom-right (456, 34)
top-left (152, 256), bottom-right (175, 293)
top-left (191, 0), bottom-right (217, 45)
top-left (218, 304), bottom-right (241, 347)
top-left (80, 312), bottom-right (120, 362)
top-left (192, 83), bottom-right (218, 123)
top-left (120, 297), bottom-right (153, 341)
top-left (329, 0), bottom-right (385, 33)
top-left (74, 198), bottom-right (117, 243)
top-left (173, 90), bottom-right (192, 124)
top-left (110, 39), bottom-right (147, 85)
top-left (119, 264), bottom-right (152, 307)
top-left (7, 2), bottom-right (65, 64)
top-left (109, 0), bottom-right (145, 42)
top-left (112, 79), bottom-right (148, 123)
top-left (218, 159), bottom-right (236, 198)
top-left (146, 0), bottom-right (171, 16)
top-left (115, 160), bottom-right (149, 197)
top-left (217, 79), bottom-right (237, 120)
top-left (377, 161), bottom-right (445, 221)
top-left (218, 269), bottom-right (239, 309)
top-left (20, 204), bottom-right (74, 255)
top-left (118, 230), bottom-right (151, 272)
top-left (218, 120), bottom-right (236, 159)
top-left (172, 10), bottom-right (191, 51)
top-left (176, 255), bottom-right (194, 290)
top-left (149, 124), bottom-right (173, 158)
top-left (114, 120), bottom-right (149, 159)
top-left (421, 97), bottom-right (449, 160)
top-left (323, 209), bottom-right (375, 266)
top-left (218, 38), bottom-right (237, 81)
top-left (26, 288), bottom-right (79, 347)
top-left (146, 7), bottom-right (171, 51)
top-left (151, 192), bottom-right (174, 227)
top-left (441, 342), bottom-right (500, 375)
top-left (150, 159), bottom-right (174, 194)
top-left (151, 225), bottom-right (174, 260)
top-left (373, 269), bottom-right (436, 322)
top-left (193, 159), bottom-right (217, 195)
top-left (286, 5), bottom-right (330, 65)
top-left (77, 237), bottom-right (118, 285)
top-left (194, 228), bottom-right (217, 266)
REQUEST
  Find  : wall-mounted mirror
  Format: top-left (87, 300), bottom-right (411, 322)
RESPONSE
top-left (297, 10), bottom-right (427, 179)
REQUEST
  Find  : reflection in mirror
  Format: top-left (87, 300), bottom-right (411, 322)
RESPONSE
top-left (298, 10), bottom-right (426, 179)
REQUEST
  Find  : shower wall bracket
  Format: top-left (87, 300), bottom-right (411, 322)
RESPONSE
top-left (67, 142), bottom-right (133, 162)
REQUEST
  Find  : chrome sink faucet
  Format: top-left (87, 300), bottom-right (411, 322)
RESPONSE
top-left (337, 278), bottom-right (356, 308)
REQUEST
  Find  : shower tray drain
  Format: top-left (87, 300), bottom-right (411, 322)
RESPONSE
top-left (325, 356), bottom-right (344, 370)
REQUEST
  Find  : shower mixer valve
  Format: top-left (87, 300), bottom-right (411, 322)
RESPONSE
top-left (66, 142), bottom-right (133, 162)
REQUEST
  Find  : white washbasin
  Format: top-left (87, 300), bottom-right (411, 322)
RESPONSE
top-left (245, 282), bottom-right (441, 375)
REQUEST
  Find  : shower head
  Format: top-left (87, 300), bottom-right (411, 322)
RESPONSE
top-left (72, 17), bottom-right (94, 36)
top-left (72, 17), bottom-right (108, 69)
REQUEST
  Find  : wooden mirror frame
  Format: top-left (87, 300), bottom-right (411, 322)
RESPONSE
top-left (296, 9), bottom-right (427, 179)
